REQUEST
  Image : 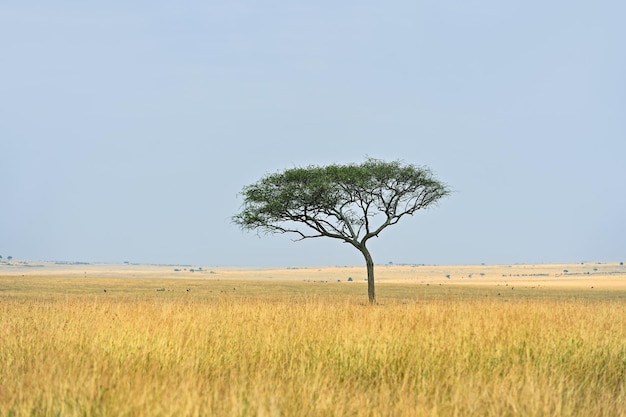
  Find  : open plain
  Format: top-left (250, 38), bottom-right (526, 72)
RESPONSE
top-left (1, 259), bottom-right (625, 416)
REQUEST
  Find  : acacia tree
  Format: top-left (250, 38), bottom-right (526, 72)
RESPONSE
top-left (233, 158), bottom-right (450, 303)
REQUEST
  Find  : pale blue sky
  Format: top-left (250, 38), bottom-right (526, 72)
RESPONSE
top-left (1, 1), bottom-right (625, 266)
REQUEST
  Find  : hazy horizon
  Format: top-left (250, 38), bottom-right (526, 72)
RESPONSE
top-left (2, 255), bottom-right (623, 270)
top-left (1, 257), bottom-right (538, 267)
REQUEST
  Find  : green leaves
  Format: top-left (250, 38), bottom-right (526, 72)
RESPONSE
top-left (233, 158), bottom-right (450, 244)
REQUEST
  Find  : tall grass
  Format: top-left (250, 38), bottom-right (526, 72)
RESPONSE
top-left (1, 281), bottom-right (625, 416)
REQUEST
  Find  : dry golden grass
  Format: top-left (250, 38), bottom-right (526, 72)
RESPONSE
top-left (1, 264), bottom-right (626, 416)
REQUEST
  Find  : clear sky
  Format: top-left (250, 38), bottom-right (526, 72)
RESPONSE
top-left (2, 1), bottom-right (625, 267)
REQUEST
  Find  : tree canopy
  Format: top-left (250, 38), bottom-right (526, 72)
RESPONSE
top-left (233, 158), bottom-right (450, 303)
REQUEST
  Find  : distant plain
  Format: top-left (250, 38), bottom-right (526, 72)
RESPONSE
top-left (2, 259), bottom-right (625, 299)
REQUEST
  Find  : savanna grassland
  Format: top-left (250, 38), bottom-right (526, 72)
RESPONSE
top-left (1, 262), bottom-right (626, 416)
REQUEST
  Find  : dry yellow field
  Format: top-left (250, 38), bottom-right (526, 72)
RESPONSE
top-left (1, 260), bottom-right (625, 416)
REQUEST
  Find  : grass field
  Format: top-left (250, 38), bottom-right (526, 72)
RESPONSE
top-left (1, 261), bottom-right (625, 416)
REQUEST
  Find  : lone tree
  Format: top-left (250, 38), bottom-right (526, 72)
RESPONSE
top-left (233, 158), bottom-right (450, 303)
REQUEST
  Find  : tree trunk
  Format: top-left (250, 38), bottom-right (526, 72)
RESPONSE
top-left (360, 246), bottom-right (376, 304)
